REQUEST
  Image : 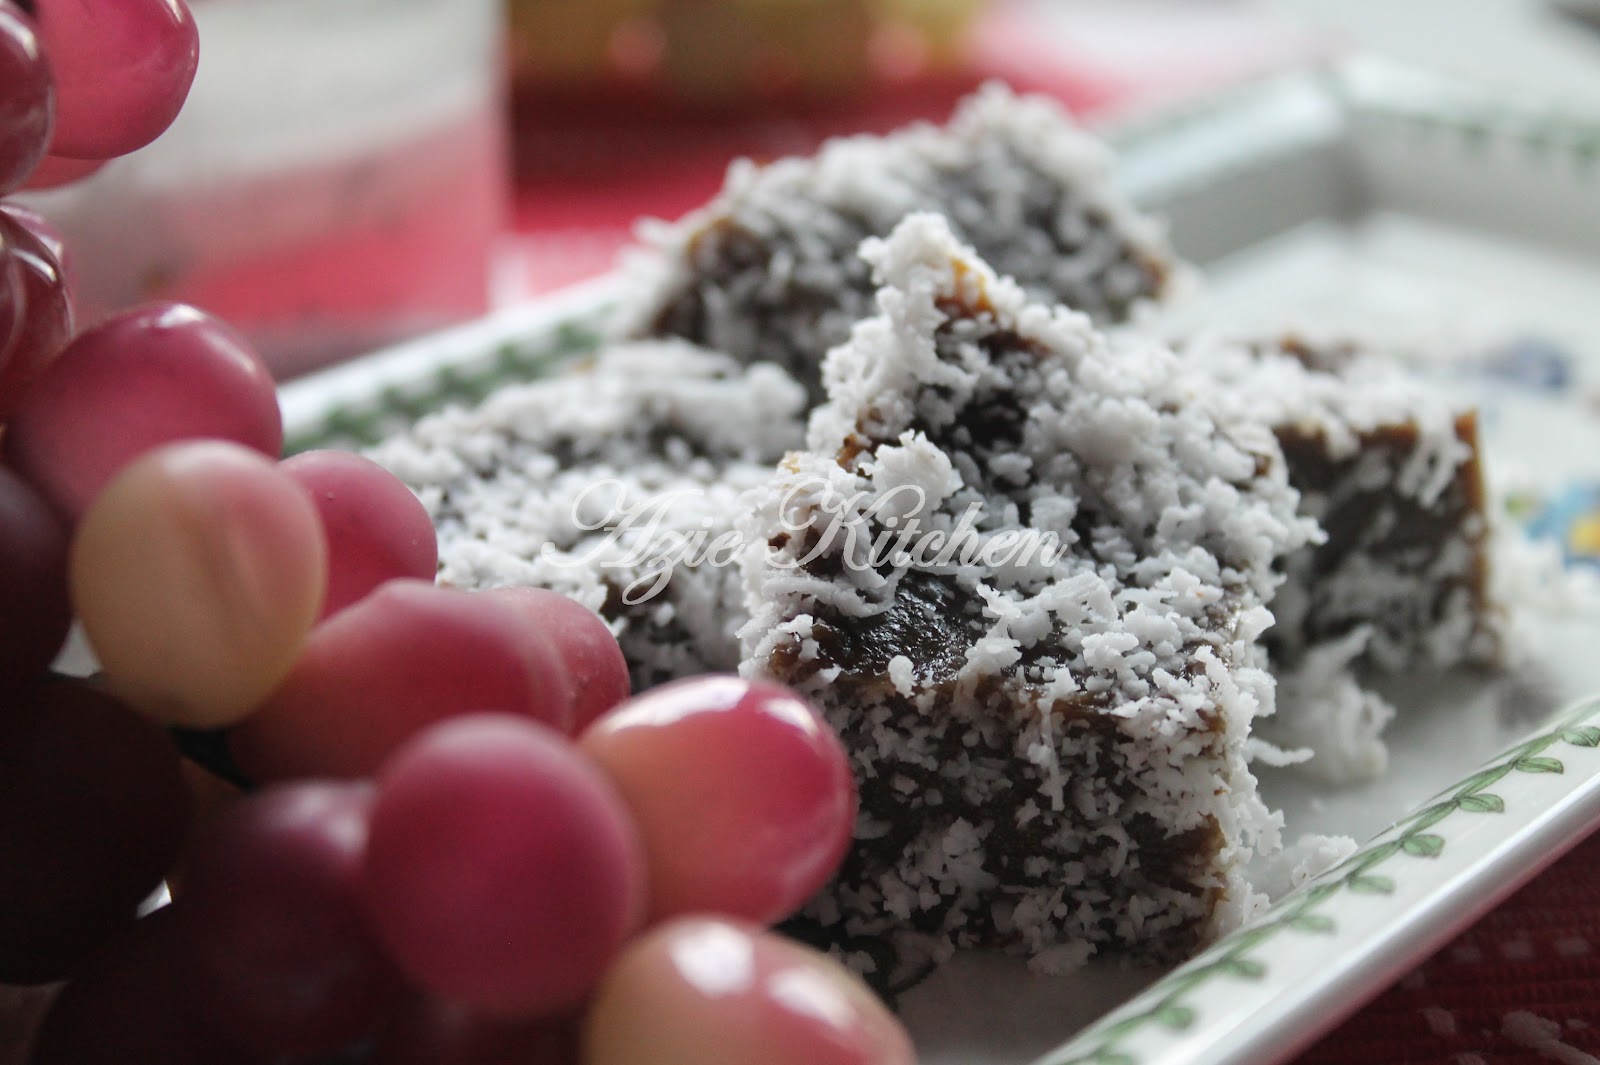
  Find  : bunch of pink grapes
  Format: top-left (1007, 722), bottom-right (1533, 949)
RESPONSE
top-left (0, 3), bottom-right (913, 1062)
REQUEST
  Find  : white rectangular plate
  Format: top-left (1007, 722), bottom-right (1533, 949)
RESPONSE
top-left (279, 57), bottom-right (1600, 1065)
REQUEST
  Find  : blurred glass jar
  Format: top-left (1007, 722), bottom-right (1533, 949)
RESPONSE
top-left (21, 0), bottom-right (509, 378)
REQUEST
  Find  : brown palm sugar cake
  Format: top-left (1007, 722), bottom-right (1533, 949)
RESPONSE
top-left (367, 87), bottom-right (1505, 987)
top-left (612, 78), bottom-right (1498, 691)
top-left (1182, 335), bottom-right (1497, 674)
top-left (616, 83), bottom-right (1178, 400)
top-left (367, 341), bottom-right (807, 689)
top-left (737, 214), bottom-right (1316, 986)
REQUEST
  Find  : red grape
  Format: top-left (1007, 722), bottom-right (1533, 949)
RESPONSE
top-left (580, 676), bottom-right (855, 925)
top-left (28, 909), bottom-right (252, 1065)
top-left (0, 1), bottom-right (52, 195)
top-left (0, 983), bottom-right (53, 1064)
top-left (359, 714), bottom-right (646, 1018)
top-left (0, 205), bottom-right (71, 421)
top-left (0, 233), bottom-right (20, 358)
top-left (70, 441), bottom-right (327, 727)
top-left (280, 449), bottom-right (439, 619)
top-left (169, 758), bottom-right (240, 879)
top-left (26, 0), bottom-right (198, 160)
top-left (1, 202), bottom-right (70, 286)
top-left (488, 586), bottom-right (630, 733)
top-left (583, 918), bottom-right (915, 1065)
top-left (0, 676), bottom-right (190, 983)
top-left (19, 150), bottom-right (104, 189)
top-left (175, 779), bottom-right (401, 1056)
top-left (0, 466), bottom-right (69, 691)
top-left (4, 301), bottom-right (282, 522)
top-left (230, 580), bottom-right (576, 781)
top-left (370, 993), bottom-right (579, 1065)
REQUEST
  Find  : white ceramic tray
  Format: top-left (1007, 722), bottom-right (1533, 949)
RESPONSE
top-left (279, 57), bottom-right (1600, 1065)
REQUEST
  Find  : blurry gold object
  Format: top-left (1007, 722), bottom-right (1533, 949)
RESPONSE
top-left (508, 0), bottom-right (989, 101)
top-left (508, 0), bottom-right (654, 88)
top-left (871, 0), bottom-right (986, 63)
top-left (659, 0), bottom-right (875, 99)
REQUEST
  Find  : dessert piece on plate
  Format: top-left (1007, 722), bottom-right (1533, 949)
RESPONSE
top-left (1175, 334), bottom-right (1498, 783)
top-left (739, 214), bottom-right (1316, 987)
top-left (616, 83), bottom-right (1178, 399)
top-left (608, 75), bottom-right (1494, 677)
top-left (1184, 334), bottom-right (1497, 674)
top-left (366, 341), bottom-right (807, 688)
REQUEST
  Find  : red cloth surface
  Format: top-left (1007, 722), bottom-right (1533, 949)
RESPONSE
top-left (503, 5), bottom-right (1600, 1062)
top-left (1298, 826), bottom-right (1600, 1064)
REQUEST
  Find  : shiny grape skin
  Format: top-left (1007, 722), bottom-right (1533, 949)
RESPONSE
top-left (18, 149), bottom-right (103, 189)
top-left (3, 302), bottom-right (282, 522)
top-left (487, 586), bottom-right (631, 733)
top-left (0, 466), bottom-right (70, 692)
top-left (230, 580), bottom-right (577, 781)
top-left (280, 449), bottom-right (439, 619)
top-left (580, 675), bottom-right (857, 925)
top-left (0, 202), bottom-right (69, 283)
top-left (0, 676), bottom-right (190, 983)
top-left (68, 440), bottom-right (327, 728)
top-left (584, 918), bottom-right (916, 1065)
top-left (174, 779), bottom-right (403, 1057)
top-left (359, 714), bottom-right (646, 1019)
top-left (26, 0), bottom-right (199, 160)
top-left (0, 230), bottom-right (21, 360)
top-left (0, 204), bottom-right (71, 422)
top-left (0, 1), bottom-right (53, 195)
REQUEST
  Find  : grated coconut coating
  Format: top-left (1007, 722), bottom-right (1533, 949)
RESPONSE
top-left (617, 83), bottom-right (1178, 400)
top-left (366, 341), bottom-right (806, 689)
top-left (1180, 333), bottom-right (1498, 673)
top-left (739, 214), bottom-right (1317, 984)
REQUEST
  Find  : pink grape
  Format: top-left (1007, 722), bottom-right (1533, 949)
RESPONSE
top-left (19, 150), bottom-right (104, 189)
top-left (70, 441), bottom-right (327, 727)
top-left (4, 301), bottom-right (282, 522)
top-left (27, 0), bottom-right (198, 160)
top-left (359, 714), bottom-right (646, 1018)
top-left (230, 580), bottom-right (576, 781)
top-left (0, 2), bottom-right (52, 195)
top-left (280, 449), bottom-right (439, 619)
top-left (370, 994), bottom-right (579, 1065)
top-left (488, 586), bottom-right (631, 732)
top-left (175, 780), bottom-right (402, 1056)
top-left (0, 676), bottom-right (190, 983)
top-left (0, 466), bottom-right (69, 691)
top-left (0, 204), bottom-right (71, 421)
top-left (29, 909), bottom-right (255, 1065)
top-left (580, 675), bottom-right (855, 925)
top-left (583, 918), bottom-right (915, 1065)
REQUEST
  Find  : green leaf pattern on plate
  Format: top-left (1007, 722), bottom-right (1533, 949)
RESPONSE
top-left (1038, 696), bottom-right (1600, 1065)
top-left (284, 319), bottom-right (604, 456)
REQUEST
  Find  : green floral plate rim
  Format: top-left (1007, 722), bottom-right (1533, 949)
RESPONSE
top-left (1036, 694), bottom-right (1600, 1065)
